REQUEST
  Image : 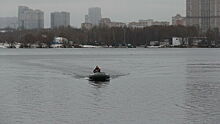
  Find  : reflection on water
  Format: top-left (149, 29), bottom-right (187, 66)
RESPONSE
top-left (185, 62), bottom-right (220, 124)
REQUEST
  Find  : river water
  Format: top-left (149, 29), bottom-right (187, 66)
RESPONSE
top-left (0, 48), bottom-right (219, 124)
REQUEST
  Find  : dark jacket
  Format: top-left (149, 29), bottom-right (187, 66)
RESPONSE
top-left (93, 67), bottom-right (101, 73)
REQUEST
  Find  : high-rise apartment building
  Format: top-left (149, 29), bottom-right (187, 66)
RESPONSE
top-left (88, 7), bottom-right (102, 25)
top-left (18, 6), bottom-right (44, 29)
top-left (186, 0), bottom-right (220, 32)
top-left (51, 12), bottom-right (70, 28)
top-left (18, 6), bottom-right (29, 28)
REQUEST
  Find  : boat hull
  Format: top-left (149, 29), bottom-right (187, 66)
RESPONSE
top-left (89, 72), bottom-right (110, 82)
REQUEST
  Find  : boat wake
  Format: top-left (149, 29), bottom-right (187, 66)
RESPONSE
top-left (21, 59), bottom-right (129, 81)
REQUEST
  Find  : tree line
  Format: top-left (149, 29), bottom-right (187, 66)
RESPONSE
top-left (0, 25), bottom-right (219, 47)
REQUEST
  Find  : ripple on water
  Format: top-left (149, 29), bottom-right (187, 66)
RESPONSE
top-left (183, 62), bottom-right (220, 124)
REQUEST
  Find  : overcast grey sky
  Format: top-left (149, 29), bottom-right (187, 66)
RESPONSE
top-left (0, 0), bottom-right (185, 28)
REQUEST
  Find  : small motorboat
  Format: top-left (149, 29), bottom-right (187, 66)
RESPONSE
top-left (89, 72), bottom-right (110, 82)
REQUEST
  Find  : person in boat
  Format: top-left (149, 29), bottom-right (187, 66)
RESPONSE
top-left (93, 66), bottom-right (101, 73)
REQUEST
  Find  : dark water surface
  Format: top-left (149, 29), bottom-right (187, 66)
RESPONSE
top-left (0, 48), bottom-right (219, 124)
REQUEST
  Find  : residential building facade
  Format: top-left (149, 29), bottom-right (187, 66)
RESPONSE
top-left (51, 12), bottom-right (70, 28)
top-left (88, 7), bottom-right (102, 26)
top-left (128, 19), bottom-right (169, 28)
top-left (172, 14), bottom-right (186, 26)
top-left (186, 0), bottom-right (220, 32)
top-left (99, 18), bottom-right (126, 28)
top-left (81, 23), bottom-right (93, 30)
top-left (18, 6), bottom-right (44, 29)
